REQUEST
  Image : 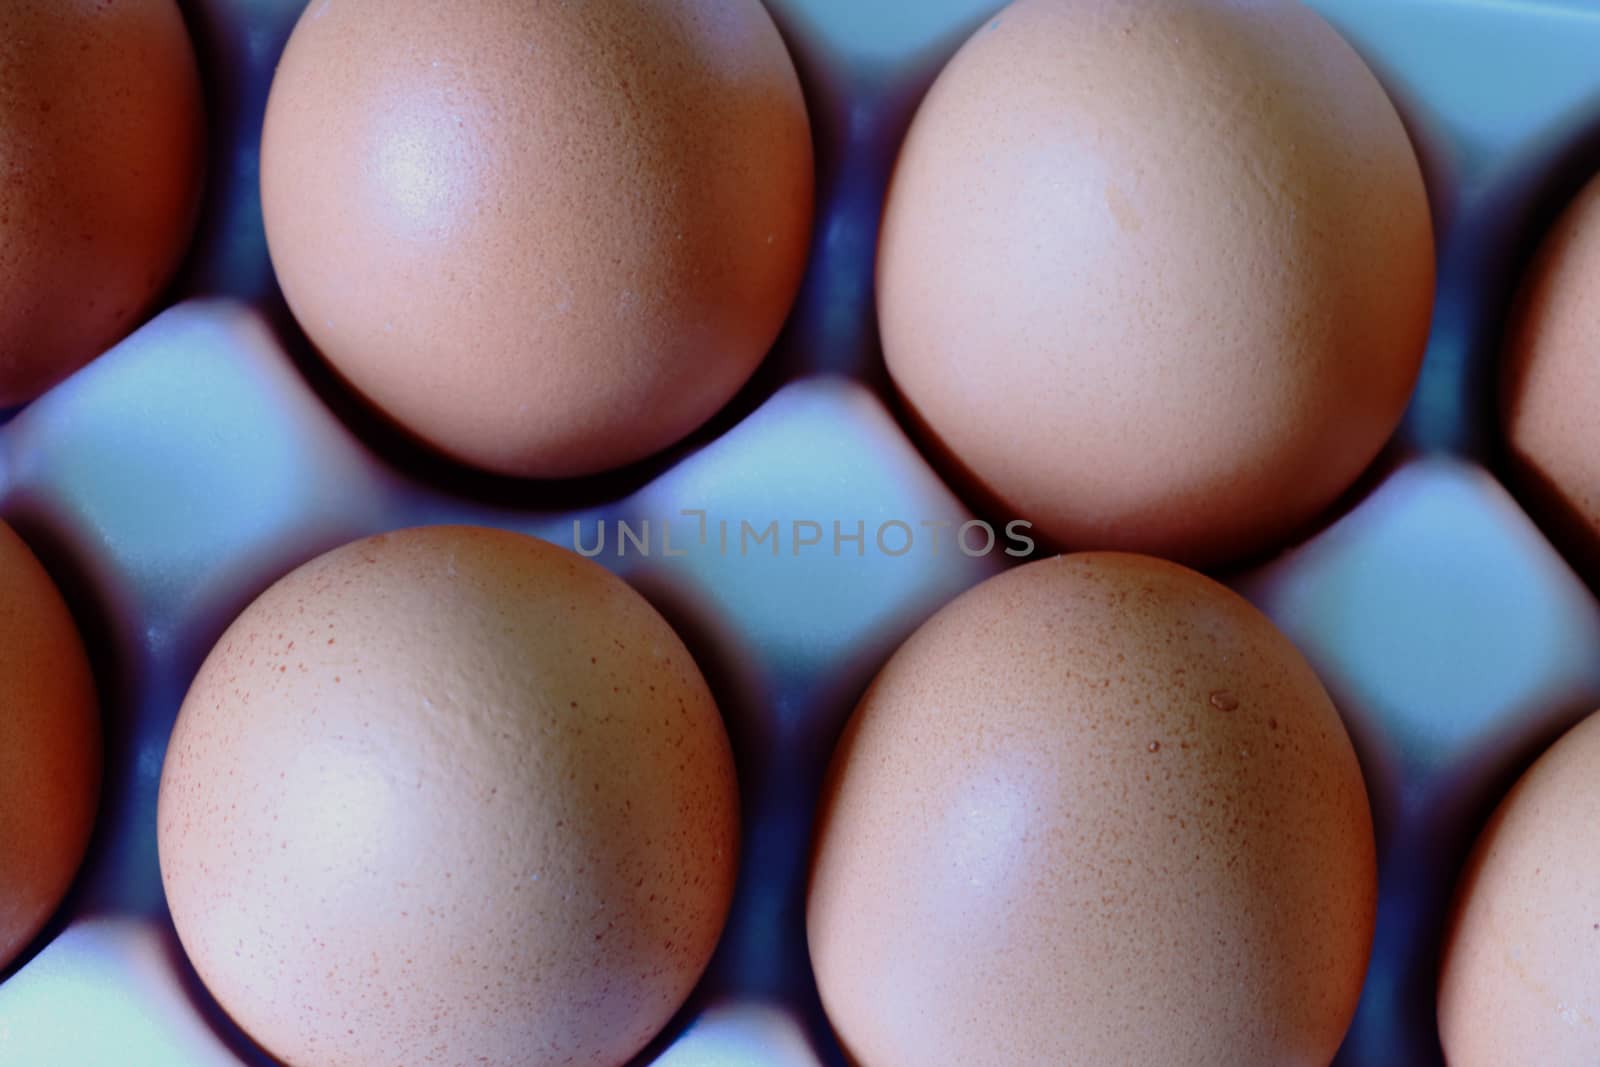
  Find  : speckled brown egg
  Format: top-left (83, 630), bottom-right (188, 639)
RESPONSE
top-left (808, 553), bottom-right (1376, 1067)
top-left (1438, 709), bottom-right (1600, 1065)
top-left (0, 0), bottom-right (204, 407)
top-left (0, 521), bottom-right (100, 972)
top-left (1502, 172), bottom-right (1600, 584)
top-left (157, 526), bottom-right (739, 1067)
top-left (876, 0), bottom-right (1435, 567)
top-left (260, 0), bottom-right (814, 479)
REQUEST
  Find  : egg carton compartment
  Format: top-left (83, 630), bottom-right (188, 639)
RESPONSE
top-left (0, 1), bottom-right (1599, 1066)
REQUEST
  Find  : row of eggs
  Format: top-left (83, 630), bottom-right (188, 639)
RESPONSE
top-left (4, 516), bottom-right (1598, 1067)
top-left (4, 0), bottom-right (1600, 1065)
top-left (13, 0), bottom-right (1599, 578)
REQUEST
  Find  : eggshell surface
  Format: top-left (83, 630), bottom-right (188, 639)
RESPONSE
top-left (1502, 172), bottom-right (1600, 584)
top-left (876, 0), bottom-right (1435, 566)
top-left (260, 0), bottom-right (814, 479)
top-left (0, 0), bottom-right (204, 406)
top-left (0, 521), bottom-right (101, 973)
top-left (1438, 709), bottom-right (1600, 1066)
top-left (807, 552), bottom-right (1377, 1067)
top-left (157, 526), bottom-right (740, 1067)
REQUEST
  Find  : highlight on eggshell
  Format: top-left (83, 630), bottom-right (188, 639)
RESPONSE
top-left (0, 0), bottom-right (205, 407)
top-left (808, 552), bottom-right (1378, 1067)
top-left (157, 525), bottom-right (740, 1067)
top-left (0, 521), bottom-right (101, 975)
top-left (260, 0), bottom-right (816, 480)
top-left (875, 0), bottom-right (1436, 567)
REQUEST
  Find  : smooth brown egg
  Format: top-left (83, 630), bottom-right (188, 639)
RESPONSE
top-left (1502, 172), bottom-right (1600, 584)
top-left (158, 526), bottom-right (739, 1067)
top-left (0, 521), bottom-right (100, 972)
top-left (1438, 709), bottom-right (1600, 1065)
top-left (261, 0), bottom-right (814, 479)
top-left (877, 0), bottom-right (1435, 567)
top-left (0, 0), bottom-right (204, 407)
top-left (808, 553), bottom-right (1376, 1067)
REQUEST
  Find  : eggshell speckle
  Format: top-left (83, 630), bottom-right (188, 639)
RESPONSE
top-left (1502, 171), bottom-right (1600, 584)
top-left (877, 0), bottom-right (1435, 566)
top-left (0, 0), bottom-right (204, 406)
top-left (0, 521), bottom-right (100, 972)
top-left (261, 0), bottom-right (814, 479)
top-left (157, 526), bottom-right (739, 1067)
top-left (808, 553), bottom-right (1377, 1066)
top-left (1438, 709), bottom-right (1600, 1066)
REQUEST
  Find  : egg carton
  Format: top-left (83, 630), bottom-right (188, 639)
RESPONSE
top-left (1, 0), bottom-right (1598, 1065)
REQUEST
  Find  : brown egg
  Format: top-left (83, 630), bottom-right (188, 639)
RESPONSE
top-left (1438, 709), bottom-right (1600, 1065)
top-left (0, 0), bottom-right (204, 407)
top-left (157, 526), bottom-right (739, 1067)
top-left (1502, 172), bottom-right (1600, 584)
top-left (0, 521), bottom-right (100, 972)
top-left (808, 553), bottom-right (1376, 1066)
top-left (877, 0), bottom-right (1435, 567)
top-left (260, 0), bottom-right (814, 479)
